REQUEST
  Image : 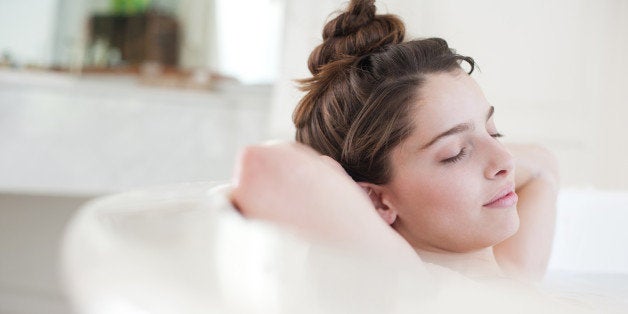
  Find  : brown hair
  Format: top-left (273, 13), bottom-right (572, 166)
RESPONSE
top-left (293, 0), bottom-right (475, 184)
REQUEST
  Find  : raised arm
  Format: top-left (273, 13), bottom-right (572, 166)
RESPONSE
top-left (493, 143), bottom-right (560, 281)
top-left (230, 142), bottom-right (422, 263)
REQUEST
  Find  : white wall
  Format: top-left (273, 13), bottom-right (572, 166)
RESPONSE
top-left (0, 0), bottom-right (59, 66)
top-left (214, 0), bottom-right (285, 83)
top-left (177, 0), bottom-right (285, 83)
top-left (272, 0), bottom-right (628, 190)
top-left (413, 0), bottom-right (628, 190)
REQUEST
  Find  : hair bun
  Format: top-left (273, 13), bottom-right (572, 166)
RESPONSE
top-left (324, 0), bottom-right (377, 38)
top-left (307, 0), bottom-right (405, 75)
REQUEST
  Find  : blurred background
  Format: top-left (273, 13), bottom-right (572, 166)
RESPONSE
top-left (0, 0), bottom-right (626, 312)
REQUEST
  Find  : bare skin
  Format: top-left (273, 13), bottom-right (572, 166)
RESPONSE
top-left (230, 142), bottom-right (424, 267)
top-left (405, 143), bottom-right (559, 280)
top-left (230, 140), bottom-right (558, 281)
top-left (231, 72), bottom-right (559, 282)
top-left (494, 143), bottom-right (559, 281)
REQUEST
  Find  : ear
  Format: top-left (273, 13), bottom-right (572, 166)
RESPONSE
top-left (357, 182), bottom-right (397, 225)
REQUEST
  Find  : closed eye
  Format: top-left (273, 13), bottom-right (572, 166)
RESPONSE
top-left (441, 147), bottom-right (467, 164)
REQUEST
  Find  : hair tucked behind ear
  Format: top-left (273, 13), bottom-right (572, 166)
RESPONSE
top-left (293, 0), bottom-right (475, 184)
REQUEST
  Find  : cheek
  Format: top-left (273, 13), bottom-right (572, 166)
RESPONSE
top-left (429, 165), bottom-right (478, 200)
top-left (394, 168), bottom-right (480, 219)
top-left (389, 160), bottom-right (517, 251)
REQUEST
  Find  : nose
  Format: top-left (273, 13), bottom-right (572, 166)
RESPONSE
top-left (484, 139), bottom-right (514, 180)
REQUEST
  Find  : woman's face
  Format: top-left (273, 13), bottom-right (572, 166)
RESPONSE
top-left (380, 70), bottom-right (519, 253)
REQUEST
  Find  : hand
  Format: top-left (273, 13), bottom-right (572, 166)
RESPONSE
top-left (509, 143), bottom-right (560, 192)
top-left (230, 141), bottom-right (419, 259)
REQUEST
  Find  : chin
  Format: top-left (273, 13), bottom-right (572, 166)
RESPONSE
top-left (494, 210), bottom-right (521, 244)
top-left (456, 213), bottom-right (521, 252)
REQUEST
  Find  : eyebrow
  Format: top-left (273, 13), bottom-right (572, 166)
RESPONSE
top-left (420, 106), bottom-right (495, 150)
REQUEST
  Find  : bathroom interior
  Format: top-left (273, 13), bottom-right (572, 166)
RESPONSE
top-left (1, 0), bottom-right (627, 312)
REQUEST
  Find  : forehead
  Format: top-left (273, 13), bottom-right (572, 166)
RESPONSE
top-left (391, 71), bottom-right (490, 159)
top-left (412, 71), bottom-right (488, 136)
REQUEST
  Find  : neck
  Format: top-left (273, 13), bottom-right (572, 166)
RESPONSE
top-left (414, 246), bottom-right (503, 278)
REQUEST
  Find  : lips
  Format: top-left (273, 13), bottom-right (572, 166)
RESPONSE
top-left (484, 183), bottom-right (518, 208)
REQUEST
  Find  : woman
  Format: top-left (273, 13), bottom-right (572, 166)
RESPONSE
top-left (231, 0), bottom-right (559, 283)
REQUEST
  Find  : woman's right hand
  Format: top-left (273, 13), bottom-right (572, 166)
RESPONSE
top-left (230, 141), bottom-right (421, 260)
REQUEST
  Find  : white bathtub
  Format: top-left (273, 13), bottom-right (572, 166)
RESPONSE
top-left (544, 188), bottom-right (628, 311)
top-left (62, 184), bottom-right (628, 313)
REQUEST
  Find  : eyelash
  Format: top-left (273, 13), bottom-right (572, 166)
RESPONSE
top-left (442, 147), bottom-right (467, 164)
top-left (441, 132), bottom-right (504, 164)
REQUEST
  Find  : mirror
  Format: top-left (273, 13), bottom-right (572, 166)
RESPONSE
top-left (0, 0), bottom-right (284, 84)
